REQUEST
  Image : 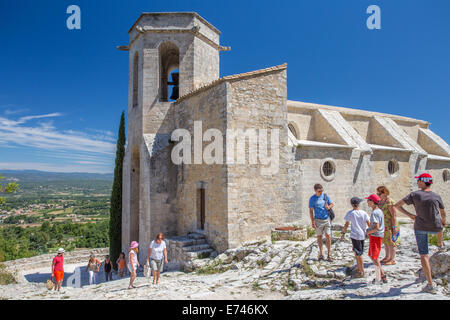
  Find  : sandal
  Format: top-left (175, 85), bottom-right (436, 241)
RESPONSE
top-left (381, 274), bottom-right (388, 283)
top-left (318, 254), bottom-right (324, 261)
top-left (327, 256), bottom-right (334, 262)
top-left (384, 260), bottom-right (396, 265)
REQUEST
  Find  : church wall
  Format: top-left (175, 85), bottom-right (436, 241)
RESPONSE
top-left (370, 150), bottom-right (414, 203)
top-left (287, 110), bottom-right (313, 140)
top-left (295, 147), bottom-right (373, 224)
top-left (173, 82), bottom-right (229, 252)
top-left (225, 69), bottom-right (291, 249)
top-left (425, 160), bottom-right (450, 211)
top-left (193, 36), bottom-right (219, 89)
top-left (342, 114), bottom-right (370, 141)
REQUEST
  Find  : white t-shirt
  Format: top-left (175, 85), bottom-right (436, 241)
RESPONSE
top-left (344, 209), bottom-right (370, 240)
top-left (149, 240), bottom-right (166, 260)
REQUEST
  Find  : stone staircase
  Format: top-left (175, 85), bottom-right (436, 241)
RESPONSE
top-left (166, 232), bottom-right (217, 272)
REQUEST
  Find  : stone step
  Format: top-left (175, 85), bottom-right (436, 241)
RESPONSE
top-left (167, 237), bottom-right (207, 247)
top-left (187, 232), bottom-right (206, 240)
top-left (185, 248), bottom-right (214, 259)
top-left (183, 243), bottom-right (212, 252)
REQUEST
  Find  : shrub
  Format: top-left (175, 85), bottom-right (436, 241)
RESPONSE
top-left (0, 264), bottom-right (17, 285)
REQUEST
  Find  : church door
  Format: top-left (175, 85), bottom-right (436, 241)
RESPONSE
top-left (200, 188), bottom-right (205, 230)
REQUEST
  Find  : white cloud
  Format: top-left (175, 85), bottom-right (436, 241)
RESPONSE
top-left (0, 113), bottom-right (115, 155)
top-left (0, 112), bottom-right (117, 173)
top-left (4, 108), bottom-right (30, 115)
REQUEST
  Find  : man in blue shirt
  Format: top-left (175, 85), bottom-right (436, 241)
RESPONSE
top-left (309, 184), bottom-right (334, 261)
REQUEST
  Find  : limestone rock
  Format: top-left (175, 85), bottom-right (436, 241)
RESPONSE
top-left (430, 250), bottom-right (450, 277)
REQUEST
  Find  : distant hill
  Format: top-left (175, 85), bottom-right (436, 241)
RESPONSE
top-left (0, 170), bottom-right (113, 182)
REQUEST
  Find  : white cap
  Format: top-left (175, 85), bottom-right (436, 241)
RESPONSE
top-left (57, 248), bottom-right (65, 253)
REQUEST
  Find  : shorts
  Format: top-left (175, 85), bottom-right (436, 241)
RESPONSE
top-left (368, 236), bottom-right (382, 260)
top-left (314, 219), bottom-right (331, 236)
top-left (127, 263), bottom-right (137, 274)
top-left (150, 259), bottom-right (164, 272)
top-left (351, 238), bottom-right (365, 256)
top-left (414, 230), bottom-right (439, 255)
top-left (54, 270), bottom-right (64, 282)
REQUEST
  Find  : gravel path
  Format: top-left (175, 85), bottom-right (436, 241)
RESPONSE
top-left (1, 222), bottom-right (448, 300)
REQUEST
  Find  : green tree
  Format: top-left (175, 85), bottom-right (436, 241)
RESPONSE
top-left (0, 174), bottom-right (19, 205)
top-left (109, 111), bottom-right (125, 269)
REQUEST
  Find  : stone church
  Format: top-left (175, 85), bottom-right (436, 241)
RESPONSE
top-left (120, 12), bottom-right (449, 261)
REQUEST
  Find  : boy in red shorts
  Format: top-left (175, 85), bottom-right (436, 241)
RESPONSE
top-left (365, 194), bottom-right (386, 284)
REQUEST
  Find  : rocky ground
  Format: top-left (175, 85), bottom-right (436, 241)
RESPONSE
top-left (1, 221), bottom-right (448, 300)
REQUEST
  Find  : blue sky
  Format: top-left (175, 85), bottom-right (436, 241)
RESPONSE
top-left (0, 0), bottom-right (449, 173)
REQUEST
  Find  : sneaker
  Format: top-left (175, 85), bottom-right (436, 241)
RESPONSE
top-left (422, 284), bottom-right (437, 294)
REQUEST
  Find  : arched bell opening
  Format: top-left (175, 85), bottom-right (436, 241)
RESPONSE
top-left (159, 42), bottom-right (180, 102)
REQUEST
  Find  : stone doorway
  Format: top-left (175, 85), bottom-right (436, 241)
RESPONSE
top-left (195, 181), bottom-right (208, 231)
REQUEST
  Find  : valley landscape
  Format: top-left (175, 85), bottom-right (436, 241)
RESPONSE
top-left (0, 170), bottom-right (112, 261)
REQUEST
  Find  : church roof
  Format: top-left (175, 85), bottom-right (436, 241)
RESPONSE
top-left (175, 63), bottom-right (288, 103)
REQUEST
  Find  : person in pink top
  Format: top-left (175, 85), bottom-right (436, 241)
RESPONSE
top-left (128, 241), bottom-right (139, 289)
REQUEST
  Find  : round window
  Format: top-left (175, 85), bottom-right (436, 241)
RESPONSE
top-left (323, 161), bottom-right (334, 176)
top-left (388, 160), bottom-right (399, 177)
top-left (320, 159), bottom-right (336, 181)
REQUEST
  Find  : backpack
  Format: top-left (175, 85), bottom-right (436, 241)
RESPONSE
top-left (324, 193), bottom-right (335, 221)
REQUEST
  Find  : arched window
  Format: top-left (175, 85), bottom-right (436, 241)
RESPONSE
top-left (288, 123), bottom-right (298, 139)
top-left (159, 42), bottom-right (180, 102)
top-left (388, 159), bottom-right (399, 177)
top-left (132, 52), bottom-right (139, 108)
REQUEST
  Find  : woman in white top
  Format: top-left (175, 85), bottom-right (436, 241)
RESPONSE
top-left (128, 241), bottom-right (139, 289)
top-left (146, 232), bottom-right (168, 285)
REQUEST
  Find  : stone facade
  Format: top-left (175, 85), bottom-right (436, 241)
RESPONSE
top-left (120, 12), bottom-right (450, 264)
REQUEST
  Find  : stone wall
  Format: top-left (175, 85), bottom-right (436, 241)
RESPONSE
top-left (425, 160), bottom-right (450, 211)
top-left (225, 68), bottom-right (293, 248)
top-left (173, 82), bottom-right (229, 252)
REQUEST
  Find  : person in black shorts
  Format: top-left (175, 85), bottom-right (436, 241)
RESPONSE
top-left (341, 197), bottom-right (370, 278)
top-left (103, 255), bottom-right (113, 281)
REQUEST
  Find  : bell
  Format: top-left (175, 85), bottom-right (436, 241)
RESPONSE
top-left (169, 86), bottom-right (179, 100)
top-left (168, 72), bottom-right (179, 100)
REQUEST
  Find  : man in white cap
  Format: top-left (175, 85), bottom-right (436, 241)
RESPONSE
top-left (52, 248), bottom-right (65, 291)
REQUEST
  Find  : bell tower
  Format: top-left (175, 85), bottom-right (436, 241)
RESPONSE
top-left (119, 12), bottom-right (227, 135)
top-left (119, 12), bottom-right (228, 261)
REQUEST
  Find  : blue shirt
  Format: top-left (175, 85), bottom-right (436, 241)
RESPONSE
top-left (309, 194), bottom-right (332, 220)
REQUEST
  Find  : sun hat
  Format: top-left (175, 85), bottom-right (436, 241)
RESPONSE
top-left (130, 241), bottom-right (139, 249)
top-left (365, 194), bottom-right (381, 204)
top-left (57, 248), bottom-right (65, 254)
top-left (350, 197), bottom-right (363, 206)
top-left (415, 173), bottom-right (433, 184)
